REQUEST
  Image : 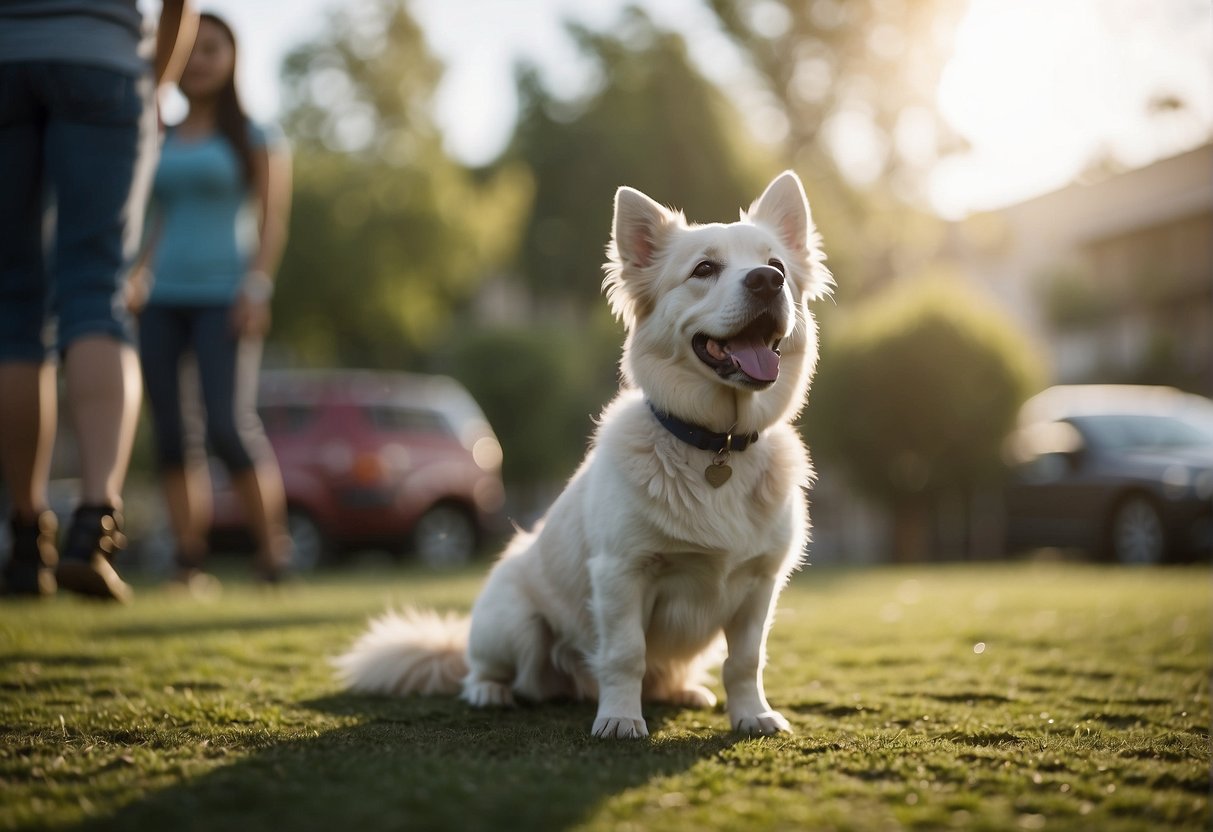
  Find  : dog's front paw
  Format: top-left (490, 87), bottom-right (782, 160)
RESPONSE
top-left (592, 715), bottom-right (649, 739)
top-left (732, 710), bottom-right (793, 736)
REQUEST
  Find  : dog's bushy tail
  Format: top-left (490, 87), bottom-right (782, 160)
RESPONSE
top-left (332, 608), bottom-right (469, 696)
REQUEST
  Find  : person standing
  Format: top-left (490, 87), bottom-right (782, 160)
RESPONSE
top-left (0, 0), bottom-right (197, 601)
top-left (130, 12), bottom-right (293, 587)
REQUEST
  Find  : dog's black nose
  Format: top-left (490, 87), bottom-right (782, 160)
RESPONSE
top-left (744, 266), bottom-right (784, 301)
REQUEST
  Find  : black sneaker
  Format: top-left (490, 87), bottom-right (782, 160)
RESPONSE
top-left (55, 505), bottom-right (132, 603)
top-left (1, 511), bottom-right (58, 598)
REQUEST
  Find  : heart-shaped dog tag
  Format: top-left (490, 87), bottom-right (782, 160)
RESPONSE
top-left (705, 463), bottom-right (732, 488)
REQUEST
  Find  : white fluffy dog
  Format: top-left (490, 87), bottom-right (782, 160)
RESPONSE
top-left (334, 171), bottom-right (831, 738)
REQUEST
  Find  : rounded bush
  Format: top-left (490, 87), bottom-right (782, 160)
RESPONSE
top-left (809, 275), bottom-right (1046, 504)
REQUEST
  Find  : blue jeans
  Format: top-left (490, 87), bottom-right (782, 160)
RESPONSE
top-left (0, 62), bottom-right (157, 361)
top-left (138, 304), bottom-right (270, 473)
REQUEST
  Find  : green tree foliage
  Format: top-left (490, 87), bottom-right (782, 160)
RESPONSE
top-left (444, 324), bottom-right (621, 490)
top-left (808, 274), bottom-right (1045, 558)
top-left (272, 0), bottom-right (529, 367)
top-left (274, 156), bottom-right (529, 366)
top-left (278, 0), bottom-right (440, 161)
top-left (500, 10), bottom-right (775, 310)
top-left (705, 0), bottom-right (966, 182)
top-left (704, 0), bottom-right (966, 302)
top-left (456, 10), bottom-right (783, 492)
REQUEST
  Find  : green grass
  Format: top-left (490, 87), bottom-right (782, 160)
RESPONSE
top-left (1, 561), bottom-right (1208, 831)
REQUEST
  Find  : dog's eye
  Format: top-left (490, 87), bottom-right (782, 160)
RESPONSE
top-left (690, 260), bottom-right (718, 279)
top-left (767, 259), bottom-right (785, 274)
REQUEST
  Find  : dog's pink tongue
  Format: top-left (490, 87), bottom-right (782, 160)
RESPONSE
top-left (726, 335), bottom-right (780, 381)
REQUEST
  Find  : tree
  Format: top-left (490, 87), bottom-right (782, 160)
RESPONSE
top-left (499, 10), bottom-right (777, 312)
top-left (705, 0), bottom-right (966, 187)
top-left (808, 273), bottom-right (1045, 561)
top-left (700, 0), bottom-right (970, 305)
top-left (456, 10), bottom-right (787, 500)
top-left (278, 0), bottom-right (440, 162)
top-left (444, 324), bottom-right (621, 493)
top-left (271, 0), bottom-right (528, 367)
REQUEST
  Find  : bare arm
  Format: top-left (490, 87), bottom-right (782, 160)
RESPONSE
top-left (248, 141), bottom-right (293, 278)
top-left (155, 0), bottom-right (198, 86)
top-left (125, 215), bottom-right (162, 313)
top-left (232, 139), bottom-right (293, 337)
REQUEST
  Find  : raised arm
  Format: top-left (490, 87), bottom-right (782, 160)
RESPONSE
top-left (155, 0), bottom-right (199, 86)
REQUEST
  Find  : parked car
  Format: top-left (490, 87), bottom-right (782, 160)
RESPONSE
top-left (164, 370), bottom-right (506, 572)
top-left (1003, 385), bottom-right (1213, 564)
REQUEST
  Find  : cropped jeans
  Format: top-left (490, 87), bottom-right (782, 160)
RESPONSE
top-left (0, 61), bottom-right (157, 361)
top-left (138, 304), bottom-right (271, 474)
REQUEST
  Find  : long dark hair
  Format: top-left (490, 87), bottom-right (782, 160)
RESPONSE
top-left (199, 12), bottom-right (254, 187)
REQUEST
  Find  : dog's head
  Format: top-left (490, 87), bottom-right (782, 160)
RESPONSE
top-left (603, 171), bottom-right (831, 433)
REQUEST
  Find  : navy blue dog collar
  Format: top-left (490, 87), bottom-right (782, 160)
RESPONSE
top-left (647, 400), bottom-right (759, 454)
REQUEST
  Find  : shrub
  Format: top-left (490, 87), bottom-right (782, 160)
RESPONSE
top-left (808, 273), bottom-right (1046, 559)
top-left (445, 323), bottom-right (621, 494)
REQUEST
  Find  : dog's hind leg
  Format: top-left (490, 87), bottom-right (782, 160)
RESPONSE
top-left (462, 555), bottom-right (558, 707)
top-left (644, 659), bottom-right (718, 709)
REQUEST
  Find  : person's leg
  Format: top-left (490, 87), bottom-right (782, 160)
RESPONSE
top-left (62, 337), bottom-right (142, 507)
top-left (0, 63), bottom-right (59, 596)
top-left (44, 64), bottom-right (157, 601)
top-left (0, 362), bottom-right (56, 520)
top-left (193, 307), bottom-right (290, 577)
top-left (55, 338), bottom-right (140, 602)
top-left (139, 305), bottom-right (211, 575)
top-left (230, 332), bottom-right (290, 577)
top-left (160, 458), bottom-right (213, 573)
top-left (172, 356), bottom-right (214, 574)
top-left (46, 64), bottom-right (153, 508)
top-left (0, 62), bottom-right (55, 519)
top-left (0, 363), bottom-right (59, 597)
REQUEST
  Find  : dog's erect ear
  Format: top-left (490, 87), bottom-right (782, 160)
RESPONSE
top-left (612, 186), bottom-right (672, 269)
top-left (604, 186), bottom-right (679, 327)
top-left (748, 171), bottom-right (811, 253)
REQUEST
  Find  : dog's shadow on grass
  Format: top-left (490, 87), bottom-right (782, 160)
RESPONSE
top-left (67, 693), bottom-right (744, 832)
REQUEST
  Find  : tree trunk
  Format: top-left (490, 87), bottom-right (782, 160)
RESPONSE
top-left (891, 500), bottom-right (931, 563)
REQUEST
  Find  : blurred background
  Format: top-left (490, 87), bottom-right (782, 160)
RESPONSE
top-left (30, 0), bottom-right (1213, 569)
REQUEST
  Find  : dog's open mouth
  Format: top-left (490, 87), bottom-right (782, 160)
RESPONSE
top-left (693, 312), bottom-right (783, 387)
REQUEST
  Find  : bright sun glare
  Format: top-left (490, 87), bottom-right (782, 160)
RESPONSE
top-left (929, 0), bottom-right (1213, 218)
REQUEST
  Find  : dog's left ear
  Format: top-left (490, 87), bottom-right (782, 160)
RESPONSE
top-left (748, 171), bottom-right (811, 253)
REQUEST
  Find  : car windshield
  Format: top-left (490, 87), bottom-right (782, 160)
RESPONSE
top-left (1073, 413), bottom-right (1213, 451)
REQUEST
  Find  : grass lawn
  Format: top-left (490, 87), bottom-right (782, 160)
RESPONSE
top-left (0, 560), bottom-right (1208, 831)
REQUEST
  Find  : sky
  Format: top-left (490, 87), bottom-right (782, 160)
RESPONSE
top-left (173, 0), bottom-right (1213, 219)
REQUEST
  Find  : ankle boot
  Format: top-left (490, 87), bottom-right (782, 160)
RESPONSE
top-left (55, 505), bottom-right (132, 603)
top-left (1, 511), bottom-right (58, 597)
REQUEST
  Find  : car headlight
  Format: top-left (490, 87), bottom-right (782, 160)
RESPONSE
top-left (1164, 465), bottom-right (1213, 501)
top-left (1193, 469), bottom-right (1213, 502)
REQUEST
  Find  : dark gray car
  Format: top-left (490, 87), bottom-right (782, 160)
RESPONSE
top-left (1004, 385), bottom-right (1213, 564)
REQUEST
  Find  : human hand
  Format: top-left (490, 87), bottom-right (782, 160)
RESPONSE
top-left (231, 270), bottom-right (274, 337)
top-left (125, 267), bottom-right (151, 314)
top-left (230, 294), bottom-right (271, 338)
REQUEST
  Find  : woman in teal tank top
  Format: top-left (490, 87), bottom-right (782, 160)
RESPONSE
top-left (131, 12), bottom-right (293, 587)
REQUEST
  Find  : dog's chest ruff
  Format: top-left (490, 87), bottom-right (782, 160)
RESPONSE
top-left (621, 424), bottom-right (800, 564)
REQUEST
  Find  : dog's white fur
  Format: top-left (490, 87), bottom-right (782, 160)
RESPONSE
top-left (334, 171), bottom-right (831, 738)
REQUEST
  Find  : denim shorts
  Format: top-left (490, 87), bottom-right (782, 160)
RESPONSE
top-left (0, 61), bottom-right (157, 361)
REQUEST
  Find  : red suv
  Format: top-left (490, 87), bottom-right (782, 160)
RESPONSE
top-left (207, 369), bottom-right (505, 569)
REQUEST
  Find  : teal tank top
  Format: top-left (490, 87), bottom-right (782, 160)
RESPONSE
top-left (147, 121), bottom-right (284, 306)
